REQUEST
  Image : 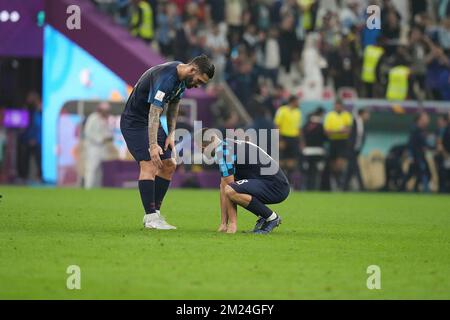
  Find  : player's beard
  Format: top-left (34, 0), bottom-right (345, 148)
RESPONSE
top-left (185, 76), bottom-right (196, 88)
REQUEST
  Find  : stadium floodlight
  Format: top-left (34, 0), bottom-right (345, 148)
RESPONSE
top-left (10, 11), bottom-right (20, 23)
top-left (0, 10), bottom-right (9, 22)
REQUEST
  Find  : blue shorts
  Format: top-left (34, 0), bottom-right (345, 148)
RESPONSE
top-left (229, 178), bottom-right (290, 204)
top-left (120, 116), bottom-right (172, 162)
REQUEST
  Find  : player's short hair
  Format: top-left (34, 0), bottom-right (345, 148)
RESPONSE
top-left (189, 54), bottom-right (215, 79)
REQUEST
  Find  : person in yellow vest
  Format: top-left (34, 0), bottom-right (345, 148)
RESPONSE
top-left (386, 63), bottom-right (412, 101)
top-left (361, 38), bottom-right (385, 98)
top-left (130, 0), bottom-right (154, 44)
top-left (298, 0), bottom-right (318, 32)
top-left (323, 99), bottom-right (353, 190)
top-left (274, 95), bottom-right (303, 184)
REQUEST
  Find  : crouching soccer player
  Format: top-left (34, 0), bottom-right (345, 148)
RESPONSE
top-left (199, 129), bottom-right (290, 234)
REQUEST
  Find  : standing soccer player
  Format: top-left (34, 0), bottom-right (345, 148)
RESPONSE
top-left (120, 55), bottom-right (215, 229)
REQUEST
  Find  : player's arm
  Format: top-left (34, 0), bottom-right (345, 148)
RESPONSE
top-left (218, 181), bottom-right (228, 232)
top-left (164, 100), bottom-right (180, 151)
top-left (220, 175), bottom-right (238, 233)
top-left (148, 104), bottom-right (164, 168)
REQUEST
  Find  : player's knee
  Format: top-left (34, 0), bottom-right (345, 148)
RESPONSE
top-left (162, 158), bottom-right (177, 175)
top-left (224, 185), bottom-right (238, 201)
top-left (139, 161), bottom-right (157, 179)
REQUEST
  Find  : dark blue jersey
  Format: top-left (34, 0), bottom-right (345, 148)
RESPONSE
top-left (214, 139), bottom-right (288, 184)
top-left (122, 61), bottom-right (186, 127)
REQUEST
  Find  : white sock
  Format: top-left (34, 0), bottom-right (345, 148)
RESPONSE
top-left (266, 212), bottom-right (278, 222)
top-left (146, 212), bottom-right (158, 217)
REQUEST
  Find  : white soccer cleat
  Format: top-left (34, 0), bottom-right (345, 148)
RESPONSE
top-left (143, 213), bottom-right (175, 230)
top-left (156, 210), bottom-right (177, 230)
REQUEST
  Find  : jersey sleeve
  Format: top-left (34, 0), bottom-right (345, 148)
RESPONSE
top-left (148, 75), bottom-right (176, 108)
top-left (216, 141), bottom-right (236, 178)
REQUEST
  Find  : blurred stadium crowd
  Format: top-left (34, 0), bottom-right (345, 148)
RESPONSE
top-left (88, 0), bottom-right (450, 192)
top-left (93, 0), bottom-right (450, 104)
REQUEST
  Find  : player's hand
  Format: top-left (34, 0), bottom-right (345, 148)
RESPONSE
top-left (164, 133), bottom-right (176, 153)
top-left (217, 223), bottom-right (227, 233)
top-left (149, 144), bottom-right (163, 169)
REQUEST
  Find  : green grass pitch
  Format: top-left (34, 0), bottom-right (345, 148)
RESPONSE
top-left (1, 186), bottom-right (450, 299)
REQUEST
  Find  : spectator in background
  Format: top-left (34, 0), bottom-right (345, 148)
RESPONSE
top-left (434, 114), bottom-right (450, 193)
top-left (324, 98), bottom-right (353, 190)
top-left (274, 95), bottom-right (302, 184)
top-left (116, 0), bottom-right (130, 26)
top-left (250, 106), bottom-right (275, 155)
top-left (228, 44), bottom-right (255, 105)
top-left (401, 112), bottom-right (431, 192)
top-left (242, 24), bottom-right (260, 50)
top-left (329, 35), bottom-right (358, 91)
top-left (248, 0), bottom-right (271, 31)
top-left (278, 11), bottom-right (297, 74)
top-left (174, 16), bottom-right (199, 62)
top-left (130, 0), bottom-right (154, 44)
top-left (301, 33), bottom-right (325, 100)
top-left (408, 26), bottom-right (429, 99)
top-left (344, 108), bottom-right (370, 191)
top-left (386, 49), bottom-right (413, 101)
top-left (381, 0), bottom-right (402, 56)
top-left (261, 27), bottom-right (281, 86)
top-left (437, 17), bottom-right (450, 50)
top-left (156, 2), bottom-right (181, 57)
top-left (207, 0), bottom-right (225, 25)
top-left (437, 0), bottom-right (450, 22)
top-left (339, 0), bottom-right (363, 34)
top-left (225, 0), bottom-right (246, 43)
top-left (83, 102), bottom-right (114, 189)
top-left (302, 107), bottom-right (326, 190)
top-left (17, 92), bottom-right (42, 184)
top-left (205, 22), bottom-right (229, 83)
top-left (361, 37), bottom-right (385, 98)
top-left (299, 0), bottom-right (319, 33)
top-left (425, 39), bottom-right (450, 100)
